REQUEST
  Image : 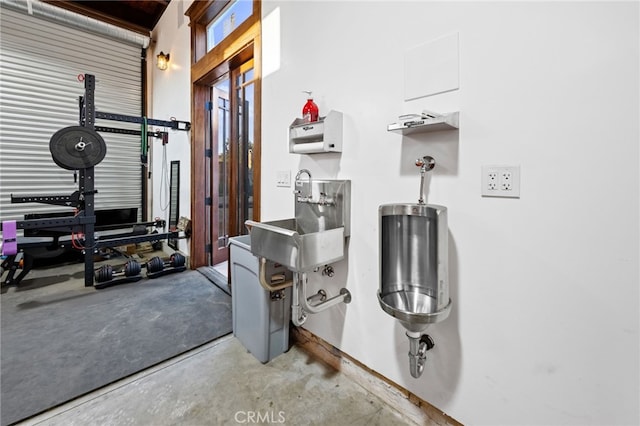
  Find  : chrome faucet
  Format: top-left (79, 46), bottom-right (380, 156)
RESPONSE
top-left (295, 169), bottom-right (312, 201)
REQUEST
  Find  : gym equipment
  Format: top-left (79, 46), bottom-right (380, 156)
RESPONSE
top-left (1, 220), bottom-right (17, 256)
top-left (1, 252), bottom-right (33, 287)
top-left (94, 259), bottom-right (142, 289)
top-left (1, 215), bottom-right (169, 288)
top-left (145, 252), bottom-right (187, 279)
top-left (92, 251), bottom-right (186, 289)
top-left (49, 126), bottom-right (107, 170)
top-left (0, 73), bottom-right (191, 289)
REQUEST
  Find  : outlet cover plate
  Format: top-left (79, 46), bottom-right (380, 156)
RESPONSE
top-left (481, 165), bottom-right (520, 198)
top-left (276, 170), bottom-right (291, 187)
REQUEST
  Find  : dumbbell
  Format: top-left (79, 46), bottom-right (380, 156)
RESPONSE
top-left (94, 259), bottom-right (142, 284)
top-left (145, 252), bottom-right (186, 277)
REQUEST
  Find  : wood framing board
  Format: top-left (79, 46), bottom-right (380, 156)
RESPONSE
top-left (291, 327), bottom-right (462, 426)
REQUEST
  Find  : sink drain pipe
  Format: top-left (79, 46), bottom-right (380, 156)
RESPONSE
top-left (291, 272), bottom-right (351, 326)
top-left (257, 257), bottom-right (293, 292)
top-left (406, 331), bottom-right (435, 378)
top-left (291, 273), bottom-right (307, 326)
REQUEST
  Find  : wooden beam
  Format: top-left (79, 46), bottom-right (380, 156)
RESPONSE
top-left (191, 18), bottom-right (260, 84)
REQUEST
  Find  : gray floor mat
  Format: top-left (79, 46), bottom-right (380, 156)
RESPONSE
top-left (1, 270), bottom-right (232, 426)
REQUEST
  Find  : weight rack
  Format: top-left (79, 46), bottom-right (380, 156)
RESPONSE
top-left (1, 74), bottom-right (191, 288)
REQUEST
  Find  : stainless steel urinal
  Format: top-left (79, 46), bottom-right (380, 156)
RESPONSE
top-left (378, 202), bottom-right (452, 378)
top-left (378, 203), bottom-right (451, 331)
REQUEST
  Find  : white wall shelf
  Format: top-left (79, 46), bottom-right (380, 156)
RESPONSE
top-left (387, 111), bottom-right (459, 135)
top-left (289, 110), bottom-right (343, 154)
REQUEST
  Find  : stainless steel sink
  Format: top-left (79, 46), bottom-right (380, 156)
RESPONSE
top-left (245, 219), bottom-right (345, 272)
top-left (245, 179), bottom-right (350, 272)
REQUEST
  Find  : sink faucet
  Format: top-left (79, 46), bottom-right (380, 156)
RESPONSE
top-left (295, 169), bottom-right (312, 201)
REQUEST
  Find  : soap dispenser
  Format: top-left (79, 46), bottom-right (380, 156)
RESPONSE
top-left (302, 91), bottom-right (319, 123)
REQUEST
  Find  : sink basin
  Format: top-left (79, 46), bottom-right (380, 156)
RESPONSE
top-left (245, 179), bottom-right (350, 273)
top-left (245, 218), bottom-right (345, 272)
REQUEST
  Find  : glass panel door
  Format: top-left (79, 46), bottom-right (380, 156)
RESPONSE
top-left (207, 59), bottom-right (255, 266)
top-left (234, 60), bottom-right (255, 231)
top-left (210, 79), bottom-right (230, 265)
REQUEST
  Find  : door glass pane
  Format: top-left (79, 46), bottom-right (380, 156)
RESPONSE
top-left (236, 67), bottom-right (254, 231)
top-left (213, 79), bottom-right (230, 249)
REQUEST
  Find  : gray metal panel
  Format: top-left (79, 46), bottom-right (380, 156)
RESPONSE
top-left (0, 6), bottom-right (142, 221)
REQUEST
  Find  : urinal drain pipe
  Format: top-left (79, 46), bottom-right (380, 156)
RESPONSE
top-left (407, 331), bottom-right (435, 378)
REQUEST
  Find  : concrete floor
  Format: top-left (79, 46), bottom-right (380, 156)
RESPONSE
top-left (20, 335), bottom-right (417, 426)
top-left (5, 253), bottom-right (417, 426)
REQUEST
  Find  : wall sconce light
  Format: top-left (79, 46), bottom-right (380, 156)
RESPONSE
top-left (156, 51), bottom-right (170, 71)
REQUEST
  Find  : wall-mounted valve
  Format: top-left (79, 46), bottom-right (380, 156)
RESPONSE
top-left (415, 156), bottom-right (435, 205)
top-left (322, 265), bottom-right (335, 277)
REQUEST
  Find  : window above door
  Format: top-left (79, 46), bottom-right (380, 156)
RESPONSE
top-left (186, 0), bottom-right (259, 67)
top-left (206, 0), bottom-right (253, 51)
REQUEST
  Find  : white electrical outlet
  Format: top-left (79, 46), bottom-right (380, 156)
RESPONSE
top-left (482, 165), bottom-right (520, 198)
top-left (276, 170), bottom-right (291, 187)
top-left (500, 170), bottom-right (513, 191)
top-left (487, 171), bottom-right (498, 191)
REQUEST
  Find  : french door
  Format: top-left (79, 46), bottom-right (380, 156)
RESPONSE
top-left (207, 59), bottom-right (256, 266)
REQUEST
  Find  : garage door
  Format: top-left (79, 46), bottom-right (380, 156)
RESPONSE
top-left (0, 2), bottom-right (146, 222)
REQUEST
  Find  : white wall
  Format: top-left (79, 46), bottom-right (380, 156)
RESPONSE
top-left (149, 0), bottom-right (192, 254)
top-left (260, 2), bottom-right (639, 425)
top-left (153, 1), bottom-right (640, 424)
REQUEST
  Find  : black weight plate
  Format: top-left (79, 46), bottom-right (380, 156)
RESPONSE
top-left (124, 260), bottom-right (141, 277)
top-left (170, 252), bottom-right (185, 267)
top-left (95, 264), bottom-right (113, 283)
top-left (147, 256), bottom-right (164, 273)
top-left (49, 126), bottom-right (107, 170)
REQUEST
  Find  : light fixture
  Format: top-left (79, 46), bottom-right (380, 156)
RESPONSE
top-left (156, 51), bottom-right (170, 71)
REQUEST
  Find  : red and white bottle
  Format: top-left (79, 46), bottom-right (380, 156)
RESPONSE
top-left (302, 91), bottom-right (319, 123)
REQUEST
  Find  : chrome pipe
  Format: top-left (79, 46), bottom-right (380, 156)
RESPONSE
top-left (418, 169), bottom-right (426, 205)
top-left (407, 332), bottom-right (425, 378)
top-left (300, 273), bottom-right (351, 314)
top-left (406, 332), bottom-right (434, 378)
top-left (415, 156), bottom-right (435, 205)
top-left (306, 289), bottom-right (327, 304)
top-left (295, 169), bottom-right (313, 201)
top-left (291, 273), bottom-right (307, 326)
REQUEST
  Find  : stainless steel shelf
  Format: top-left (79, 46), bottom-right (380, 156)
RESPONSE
top-left (387, 112), bottom-right (459, 135)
